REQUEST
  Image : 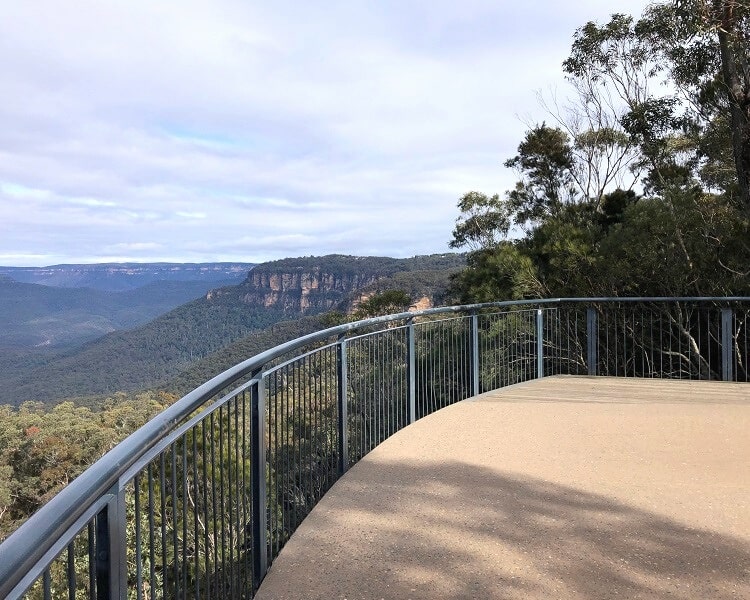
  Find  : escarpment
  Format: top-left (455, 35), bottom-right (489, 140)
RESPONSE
top-left (241, 269), bottom-right (382, 312)
top-left (205, 254), bottom-right (466, 316)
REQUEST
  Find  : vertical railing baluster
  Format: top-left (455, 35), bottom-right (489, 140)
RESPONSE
top-left (181, 435), bottom-right (189, 600)
top-left (94, 486), bottom-right (125, 600)
top-left (88, 521), bottom-right (96, 599)
top-left (113, 487), bottom-right (126, 600)
top-left (171, 444), bottom-right (180, 600)
top-left (43, 568), bottom-right (51, 600)
top-left (225, 406), bottom-right (234, 600)
top-left (233, 397), bottom-right (242, 597)
top-left (134, 475), bottom-right (143, 600)
top-left (209, 412), bottom-right (219, 596)
top-left (99, 503), bottom-right (110, 600)
top-left (251, 371), bottom-right (268, 590)
top-left (337, 338), bottom-right (349, 475)
top-left (218, 409), bottom-right (226, 594)
top-left (147, 468), bottom-right (156, 600)
top-left (587, 307), bottom-right (598, 376)
top-left (191, 431), bottom-right (199, 600)
top-left (471, 313), bottom-right (480, 396)
top-left (536, 309), bottom-right (544, 380)
top-left (241, 390), bottom-right (251, 592)
top-left (95, 507), bottom-right (109, 600)
top-left (201, 420), bottom-right (211, 600)
top-left (407, 318), bottom-right (416, 424)
top-left (67, 541), bottom-right (76, 600)
top-left (721, 308), bottom-right (734, 381)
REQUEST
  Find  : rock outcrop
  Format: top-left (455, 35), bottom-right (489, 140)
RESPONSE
top-left (240, 268), bottom-right (381, 312)
top-left (205, 254), bottom-right (466, 316)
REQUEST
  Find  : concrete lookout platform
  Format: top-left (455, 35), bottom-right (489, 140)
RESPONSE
top-left (256, 376), bottom-right (750, 600)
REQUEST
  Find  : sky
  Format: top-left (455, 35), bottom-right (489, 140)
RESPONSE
top-left (0, 0), bottom-right (652, 267)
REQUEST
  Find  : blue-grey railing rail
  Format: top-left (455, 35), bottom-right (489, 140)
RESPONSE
top-left (0, 297), bottom-right (748, 599)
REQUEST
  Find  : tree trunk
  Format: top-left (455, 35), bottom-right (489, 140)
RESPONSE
top-left (714, 0), bottom-right (750, 213)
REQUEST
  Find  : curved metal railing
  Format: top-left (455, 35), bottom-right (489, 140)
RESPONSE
top-left (0, 297), bottom-right (748, 599)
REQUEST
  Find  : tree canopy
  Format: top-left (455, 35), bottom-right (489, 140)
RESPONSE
top-left (450, 1), bottom-right (750, 302)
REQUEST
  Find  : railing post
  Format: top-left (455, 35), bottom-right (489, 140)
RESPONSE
top-left (94, 487), bottom-right (125, 600)
top-left (113, 488), bottom-right (127, 600)
top-left (251, 371), bottom-right (268, 589)
top-left (336, 337), bottom-right (348, 475)
top-left (721, 308), bottom-right (734, 381)
top-left (94, 506), bottom-right (110, 600)
top-left (536, 309), bottom-right (544, 379)
top-left (471, 313), bottom-right (480, 396)
top-left (587, 307), bottom-right (598, 376)
top-left (407, 318), bottom-right (416, 424)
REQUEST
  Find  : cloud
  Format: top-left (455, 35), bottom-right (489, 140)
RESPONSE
top-left (1, 182), bottom-right (52, 199)
top-left (175, 211), bottom-right (207, 220)
top-left (104, 242), bottom-right (163, 252)
top-left (0, 0), bottom-right (652, 266)
top-left (68, 198), bottom-right (118, 208)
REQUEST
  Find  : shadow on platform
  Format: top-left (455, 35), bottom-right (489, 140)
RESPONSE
top-left (257, 459), bottom-right (750, 599)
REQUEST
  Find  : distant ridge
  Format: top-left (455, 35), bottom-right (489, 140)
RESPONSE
top-left (0, 278), bottom-right (242, 349)
top-left (0, 262), bottom-right (255, 291)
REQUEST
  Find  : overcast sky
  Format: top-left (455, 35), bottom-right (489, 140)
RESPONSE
top-left (0, 0), bottom-right (651, 267)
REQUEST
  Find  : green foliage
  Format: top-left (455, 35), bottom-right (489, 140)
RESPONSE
top-left (0, 301), bottom-right (287, 406)
top-left (250, 253), bottom-right (464, 278)
top-left (451, 184), bottom-right (750, 301)
top-left (595, 189), bottom-right (750, 296)
top-left (599, 188), bottom-right (638, 230)
top-left (504, 124), bottom-right (577, 226)
top-left (698, 114), bottom-right (740, 195)
top-left (353, 290), bottom-right (412, 319)
top-left (449, 245), bottom-right (542, 303)
top-left (450, 192), bottom-right (510, 250)
top-left (162, 315), bottom-right (330, 395)
top-left (343, 267), bottom-right (463, 313)
top-left (565, 2), bottom-right (750, 209)
top-left (0, 391), bottom-right (174, 542)
top-left (450, 2), bottom-right (750, 302)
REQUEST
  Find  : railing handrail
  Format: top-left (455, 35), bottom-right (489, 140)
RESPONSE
top-left (1, 296), bottom-right (748, 597)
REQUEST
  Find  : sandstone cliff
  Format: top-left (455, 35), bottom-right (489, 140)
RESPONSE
top-left (240, 268), bottom-right (381, 312)
top-left (205, 254), bottom-right (466, 316)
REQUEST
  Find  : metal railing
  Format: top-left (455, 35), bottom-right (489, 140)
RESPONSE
top-left (0, 297), bottom-right (747, 599)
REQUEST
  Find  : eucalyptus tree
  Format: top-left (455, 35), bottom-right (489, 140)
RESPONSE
top-left (565, 2), bottom-right (750, 208)
top-left (449, 2), bottom-right (750, 303)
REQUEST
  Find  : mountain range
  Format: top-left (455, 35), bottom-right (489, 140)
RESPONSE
top-left (0, 263), bottom-right (254, 349)
top-left (0, 254), bottom-right (465, 406)
top-left (0, 262), bottom-right (254, 291)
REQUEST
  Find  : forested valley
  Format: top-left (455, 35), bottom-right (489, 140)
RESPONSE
top-left (0, 254), bottom-right (463, 542)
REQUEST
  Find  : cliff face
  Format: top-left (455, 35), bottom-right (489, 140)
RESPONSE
top-left (204, 254), bottom-right (467, 316)
top-left (239, 268), bottom-right (381, 312)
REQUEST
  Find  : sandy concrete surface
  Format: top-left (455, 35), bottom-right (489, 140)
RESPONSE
top-left (256, 376), bottom-right (750, 600)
